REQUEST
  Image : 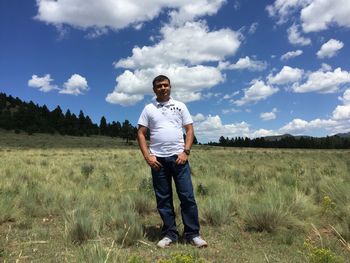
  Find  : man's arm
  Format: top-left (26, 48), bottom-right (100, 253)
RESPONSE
top-left (184, 123), bottom-right (194, 151)
top-left (175, 123), bottom-right (194, 165)
top-left (137, 125), bottom-right (162, 170)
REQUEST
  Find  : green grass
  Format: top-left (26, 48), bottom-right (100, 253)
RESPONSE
top-left (1, 131), bottom-right (350, 262)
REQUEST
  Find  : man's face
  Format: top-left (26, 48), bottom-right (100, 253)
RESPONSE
top-left (153, 79), bottom-right (171, 102)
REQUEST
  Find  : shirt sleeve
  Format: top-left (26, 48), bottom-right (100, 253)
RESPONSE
top-left (138, 106), bottom-right (149, 128)
top-left (181, 103), bottom-right (193, 126)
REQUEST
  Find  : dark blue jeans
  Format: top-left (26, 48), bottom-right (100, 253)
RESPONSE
top-left (151, 155), bottom-right (200, 241)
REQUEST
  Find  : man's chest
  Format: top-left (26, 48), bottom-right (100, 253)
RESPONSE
top-left (149, 106), bottom-right (183, 127)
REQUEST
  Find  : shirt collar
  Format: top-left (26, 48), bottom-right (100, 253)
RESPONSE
top-left (154, 97), bottom-right (175, 107)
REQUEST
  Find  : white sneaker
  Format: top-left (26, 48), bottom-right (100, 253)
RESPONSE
top-left (157, 237), bottom-right (173, 248)
top-left (191, 236), bottom-right (208, 248)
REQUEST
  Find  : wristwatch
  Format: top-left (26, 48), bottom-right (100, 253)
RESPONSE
top-left (184, 149), bottom-right (191, 155)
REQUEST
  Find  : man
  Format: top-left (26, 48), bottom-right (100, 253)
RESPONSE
top-left (137, 75), bottom-right (207, 248)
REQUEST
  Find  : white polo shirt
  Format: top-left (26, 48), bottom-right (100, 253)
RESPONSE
top-left (138, 98), bottom-right (193, 157)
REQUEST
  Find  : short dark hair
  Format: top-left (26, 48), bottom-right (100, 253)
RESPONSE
top-left (152, 75), bottom-right (171, 88)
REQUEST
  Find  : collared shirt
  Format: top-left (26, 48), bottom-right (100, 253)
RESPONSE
top-left (138, 97), bottom-right (193, 157)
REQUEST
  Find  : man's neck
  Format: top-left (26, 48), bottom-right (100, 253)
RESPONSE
top-left (156, 97), bottom-right (170, 103)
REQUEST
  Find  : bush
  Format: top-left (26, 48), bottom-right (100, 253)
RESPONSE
top-left (242, 184), bottom-right (299, 233)
top-left (201, 194), bottom-right (236, 226)
top-left (81, 164), bottom-right (94, 179)
top-left (64, 207), bottom-right (97, 244)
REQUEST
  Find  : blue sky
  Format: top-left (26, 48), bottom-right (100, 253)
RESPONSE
top-left (1, 0), bottom-right (350, 142)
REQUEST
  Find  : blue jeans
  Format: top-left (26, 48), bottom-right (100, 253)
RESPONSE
top-left (151, 155), bottom-right (200, 241)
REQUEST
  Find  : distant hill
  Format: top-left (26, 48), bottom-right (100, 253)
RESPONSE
top-left (263, 134), bottom-right (312, 141)
top-left (334, 132), bottom-right (350, 138)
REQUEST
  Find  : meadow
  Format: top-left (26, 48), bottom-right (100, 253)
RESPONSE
top-left (0, 131), bottom-right (350, 262)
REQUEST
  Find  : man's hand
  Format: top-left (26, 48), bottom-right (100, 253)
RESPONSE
top-left (175, 152), bottom-right (188, 165)
top-left (145, 154), bottom-right (162, 170)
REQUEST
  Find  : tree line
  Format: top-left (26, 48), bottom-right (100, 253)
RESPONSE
top-left (208, 135), bottom-right (350, 149)
top-left (0, 92), bottom-right (137, 142)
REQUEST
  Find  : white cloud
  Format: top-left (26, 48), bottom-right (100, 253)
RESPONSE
top-left (107, 20), bottom-right (241, 106)
top-left (301, 0), bottom-right (350, 32)
top-left (278, 88), bottom-right (350, 136)
top-left (169, 0), bottom-right (226, 26)
top-left (60, 74), bottom-right (88, 95)
top-left (339, 89), bottom-right (350, 105)
top-left (222, 108), bottom-right (240, 114)
top-left (280, 49), bottom-right (303, 60)
top-left (267, 66), bottom-right (303, 85)
top-left (316, 39), bottom-right (344, 59)
top-left (287, 24), bottom-right (311, 46)
top-left (194, 114), bottom-right (251, 142)
top-left (248, 22), bottom-right (259, 34)
top-left (279, 118), bottom-right (336, 134)
top-left (223, 91), bottom-right (240, 100)
top-left (28, 74), bottom-right (58, 92)
top-left (267, 0), bottom-right (350, 33)
top-left (260, 108), bottom-right (278, 121)
top-left (234, 80), bottom-right (279, 106)
top-left (115, 21), bottom-right (241, 68)
top-left (332, 105), bottom-right (350, 120)
top-left (321, 63), bottom-right (332, 72)
top-left (266, 0), bottom-right (310, 24)
top-left (219, 56), bottom-right (267, 71)
top-left (193, 114), bottom-right (279, 142)
top-left (192, 113), bottom-right (206, 122)
top-left (35, 0), bottom-right (226, 32)
top-left (251, 129), bottom-right (278, 138)
top-left (292, 67), bottom-right (350, 93)
top-left (105, 92), bottom-right (144, 106)
top-left (333, 88), bottom-right (350, 120)
top-left (106, 65), bottom-right (224, 105)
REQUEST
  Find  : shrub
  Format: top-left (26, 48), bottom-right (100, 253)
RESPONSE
top-left (81, 164), bottom-right (94, 179)
top-left (64, 207), bottom-right (97, 244)
top-left (242, 184), bottom-right (299, 233)
top-left (104, 196), bottom-right (144, 246)
top-left (201, 195), bottom-right (236, 226)
top-left (303, 240), bottom-right (343, 263)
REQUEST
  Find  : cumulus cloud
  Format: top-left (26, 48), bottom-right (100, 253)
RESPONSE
top-left (192, 113), bottom-right (206, 122)
top-left (277, 88), bottom-right (350, 136)
top-left (169, 0), bottom-right (226, 26)
top-left (194, 114), bottom-right (250, 142)
top-left (267, 0), bottom-right (350, 33)
top-left (280, 49), bottom-right (303, 60)
top-left (260, 108), bottom-right (278, 121)
top-left (292, 67), bottom-right (350, 93)
top-left (28, 74), bottom-right (58, 92)
top-left (339, 89), bottom-right (350, 105)
top-left (193, 114), bottom-right (278, 142)
top-left (115, 21), bottom-right (241, 68)
top-left (279, 118), bottom-right (336, 134)
top-left (35, 0), bottom-right (226, 32)
top-left (266, 0), bottom-right (310, 24)
top-left (301, 0), bottom-right (350, 32)
top-left (267, 66), bottom-right (303, 85)
top-left (59, 74), bottom-right (88, 95)
top-left (332, 88), bottom-right (350, 120)
top-left (105, 92), bottom-right (144, 106)
top-left (234, 80), bottom-right (279, 106)
top-left (218, 56), bottom-right (267, 71)
top-left (106, 65), bottom-right (224, 105)
top-left (316, 39), bottom-right (344, 58)
top-left (107, 21), bottom-right (240, 105)
top-left (287, 24), bottom-right (311, 46)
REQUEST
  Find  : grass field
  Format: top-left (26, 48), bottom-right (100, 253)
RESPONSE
top-left (1, 131), bottom-right (350, 262)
